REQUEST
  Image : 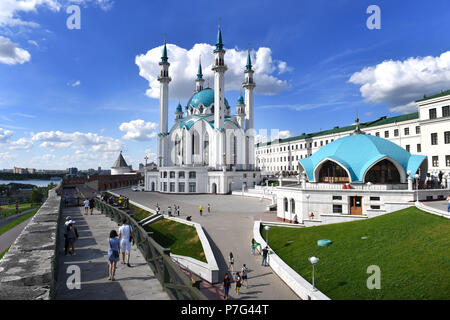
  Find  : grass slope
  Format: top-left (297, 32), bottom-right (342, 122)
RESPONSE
top-left (145, 219), bottom-right (207, 263)
top-left (266, 207), bottom-right (450, 300)
top-left (0, 207), bottom-right (40, 237)
top-left (0, 203), bottom-right (39, 218)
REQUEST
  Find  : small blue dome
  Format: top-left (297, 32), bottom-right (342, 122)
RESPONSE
top-left (176, 103), bottom-right (182, 113)
top-left (186, 88), bottom-right (231, 110)
top-left (237, 95), bottom-right (244, 105)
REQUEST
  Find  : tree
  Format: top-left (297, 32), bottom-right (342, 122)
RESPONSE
top-left (30, 188), bottom-right (44, 204)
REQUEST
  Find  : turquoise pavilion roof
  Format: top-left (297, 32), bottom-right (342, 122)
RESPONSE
top-left (186, 88), bottom-right (231, 109)
top-left (237, 95), bottom-right (244, 105)
top-left (299, 134), bottom-right (426, 183)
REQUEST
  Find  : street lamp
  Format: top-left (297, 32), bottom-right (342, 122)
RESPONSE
top-left (414, 173), bottom-right (420, 203)
top-left (144, 155), bottom-right (149, 191)
top-left (306, 194), bottom-right (310, 219)
top-left (366, 181), bottom-right (372, 212)
top-left (264, 225), bottom-right (270, 246)
top-left (308, 256), bottom-right (319, 291)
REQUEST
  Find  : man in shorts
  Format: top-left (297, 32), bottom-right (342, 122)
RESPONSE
top-left (119, 218), bottom-right (134, 267)
top-left (83, 198), bottom-right (89, 215)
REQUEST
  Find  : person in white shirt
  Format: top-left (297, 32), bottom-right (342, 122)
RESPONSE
top-left (119, 218), bottom-right (134, 267)
top-left (83, 199), bottom-right (89, 215)
top-left (447, 194), bottom-right (450, 213)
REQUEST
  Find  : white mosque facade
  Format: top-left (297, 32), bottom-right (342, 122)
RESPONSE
top-left (145, 26), bottom-right (261, 194)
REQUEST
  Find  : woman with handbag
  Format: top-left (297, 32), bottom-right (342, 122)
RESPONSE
top-left (108, 230), bottom-right (121, 281)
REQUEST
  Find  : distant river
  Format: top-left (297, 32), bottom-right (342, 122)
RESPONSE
top-left (0, 179), bottom-right (62, 187)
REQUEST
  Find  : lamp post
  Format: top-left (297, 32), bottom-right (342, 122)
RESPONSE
top-left (366, 182), bottom-right (372, 212)
top-left (144, 155), bottom-right (148, 191)
top-left (308, 256), bottom-right (319, 291)
top-left (415, 173), bottom-right (419, 203)
top-left (306, 194), bottom-right (310, 219)
top-left (264, 225), bottom-right (270, 246)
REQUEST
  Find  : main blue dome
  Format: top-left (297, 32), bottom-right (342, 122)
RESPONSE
top-left (186, 88), bottom-right (231, 109)
top-left (299, 134), bottom-right (426, 183)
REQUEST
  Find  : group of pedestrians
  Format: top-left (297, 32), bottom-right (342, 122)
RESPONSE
top-left (83, 197), bottom-right (95, 215)
top-left (222, 252), bottom-right (250, 300)
top-left (167, 204), bottom-right (181, 217)
top-left (107, 218), bottom-right (135, 281)
top-left (198, 203), bottom-right (211, 216)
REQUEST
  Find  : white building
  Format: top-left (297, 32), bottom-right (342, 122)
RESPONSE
top-left (146, 26), bottom-right (261, 194)
top-left (111, 151), bottom-right (132, 175)
top-left (256, 90), bottom-right (450, 181)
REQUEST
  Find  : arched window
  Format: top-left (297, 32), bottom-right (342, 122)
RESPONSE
top-left (365, 159), bottom-right (401, 184)
top-left (192, 130), bottom-right (200, 156)
top-left (284, 198), bottom-right (288, 212)
top-left (203, 132), bottom-right (209, 165)
top-left (229, 134), bottom-right (237, 165)
top-left (318, 160), bottom-right (349, 183)
top-left (290, 199), bottom-right (295, 214)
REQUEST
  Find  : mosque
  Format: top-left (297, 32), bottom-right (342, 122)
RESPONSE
top-left (145, 25), bottom-right (261, 194)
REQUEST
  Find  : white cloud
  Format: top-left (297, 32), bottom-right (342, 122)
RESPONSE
top-left (68, 0), bottom-right (114, 11)
top-left (0, 36), bottom-right (31, 65)
top-left (119, 119), bottom-right (158, 141)
top-left (28, 40), bottom-right (38, 47)
top-left (277, 61), bottom-right (293, 74)
top-left (255, 129), bottom-right (292, 144)
top-left (0, 151), bottom-right (17, 161)
top-left (32, 130), bottom-right (123, 152)
top-left (9, 137), bottom-right (33, 150)
top-left (135, 43), bottom-right (290, 101)
top-left (349, 51), bottom-right (450, 113)
top-left (0, 128), bottom-right (13, 143)
top-left (68, 80), bottom-right (81, 87)
top-left (0, 0), bottom-right (61, 27)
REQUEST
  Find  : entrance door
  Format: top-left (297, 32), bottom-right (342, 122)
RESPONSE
top-left (350, 196), bottom-right (362, 215)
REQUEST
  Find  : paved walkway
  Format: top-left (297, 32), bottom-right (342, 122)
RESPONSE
top-left (422, 199), bottom-right (449, 212)
top-left (56, 205), bottom-right (169, 300)
top-left (116, 189), bottom-right (299, 300)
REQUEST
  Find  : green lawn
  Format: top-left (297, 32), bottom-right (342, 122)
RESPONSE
top-left (0, 207), bottom-right (40, 237)
top-left (130, 203), bottom-right (152, 221)
top-left (0, 203), bottom-right (39, 219)
top-left (145, 219), bottom-right (207, 263)
top-left (265, 207), bottom-right (450, 300)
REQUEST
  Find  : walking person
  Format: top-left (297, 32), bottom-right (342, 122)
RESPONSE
top-left (156, 203), bottom-right (160, 215)
top-left (447, 194), bottom-right (450, 212)
top-left (199, 205), bottom-right (203, 216)
top-left (64, 217), bottom-right (77, 255)
top-left (89, 197), bottom-right (95, 215)
top-left (83, 198), bottom-right (89, 215)
top-left (228, 252), bottom-right (234, 272)
top-left (177, 205), bottom-right (180, 216)
top-left (222, 273), bottom-right (231, 300)
top-left (241, 264), bottom-right (249, 288)
top-left (108, 230), bottom-right (120, 281)
top-left (207, 203), bottom-right (211, 214)
top-left (119, 218), bottom-right (134, 267)
top-left (168, 206), bottom-right (172, 216)
top-left (234, 271), bottom-right (242, 296)
top-left (251, 238), bottom-right (256, 255)
top-left (261, 246), bottom-right (269, 266)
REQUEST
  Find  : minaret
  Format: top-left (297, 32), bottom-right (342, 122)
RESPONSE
top-left (157, 38), bottom-right (171, 167)
top-left (243, 47), bottom-right (255, 132)
top-left (212, 22), bottom-right (228, 168)
top-left (195, 56), bottom-right (205, 92)
top-left (212, 23), bottom-right (227, 130)
top-left (243, 47), bottom-right (256, 170)
top-left (175, 101), bottom-right (183, 121)
top-left (236, 91), bottom-right (246, 128)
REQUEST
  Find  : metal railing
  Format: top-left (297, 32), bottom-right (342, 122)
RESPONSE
top-left (94, 198), bottom-right (207, 300)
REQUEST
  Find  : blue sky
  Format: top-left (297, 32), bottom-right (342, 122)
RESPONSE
top-left (1, 0), bottom-right (450, 170)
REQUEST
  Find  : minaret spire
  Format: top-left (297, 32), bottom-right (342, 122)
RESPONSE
top-left (195, 55), bottom-right (205, 92)
top-left (352, 107), bottom-right (365, 135)
top-left (157, 36), bottom-right (171, 167)
top-left (246, 45), bottom-right (252, 71)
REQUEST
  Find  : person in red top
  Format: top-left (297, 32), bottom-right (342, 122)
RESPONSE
top-left (222, 273), bottom-right (231, 300)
